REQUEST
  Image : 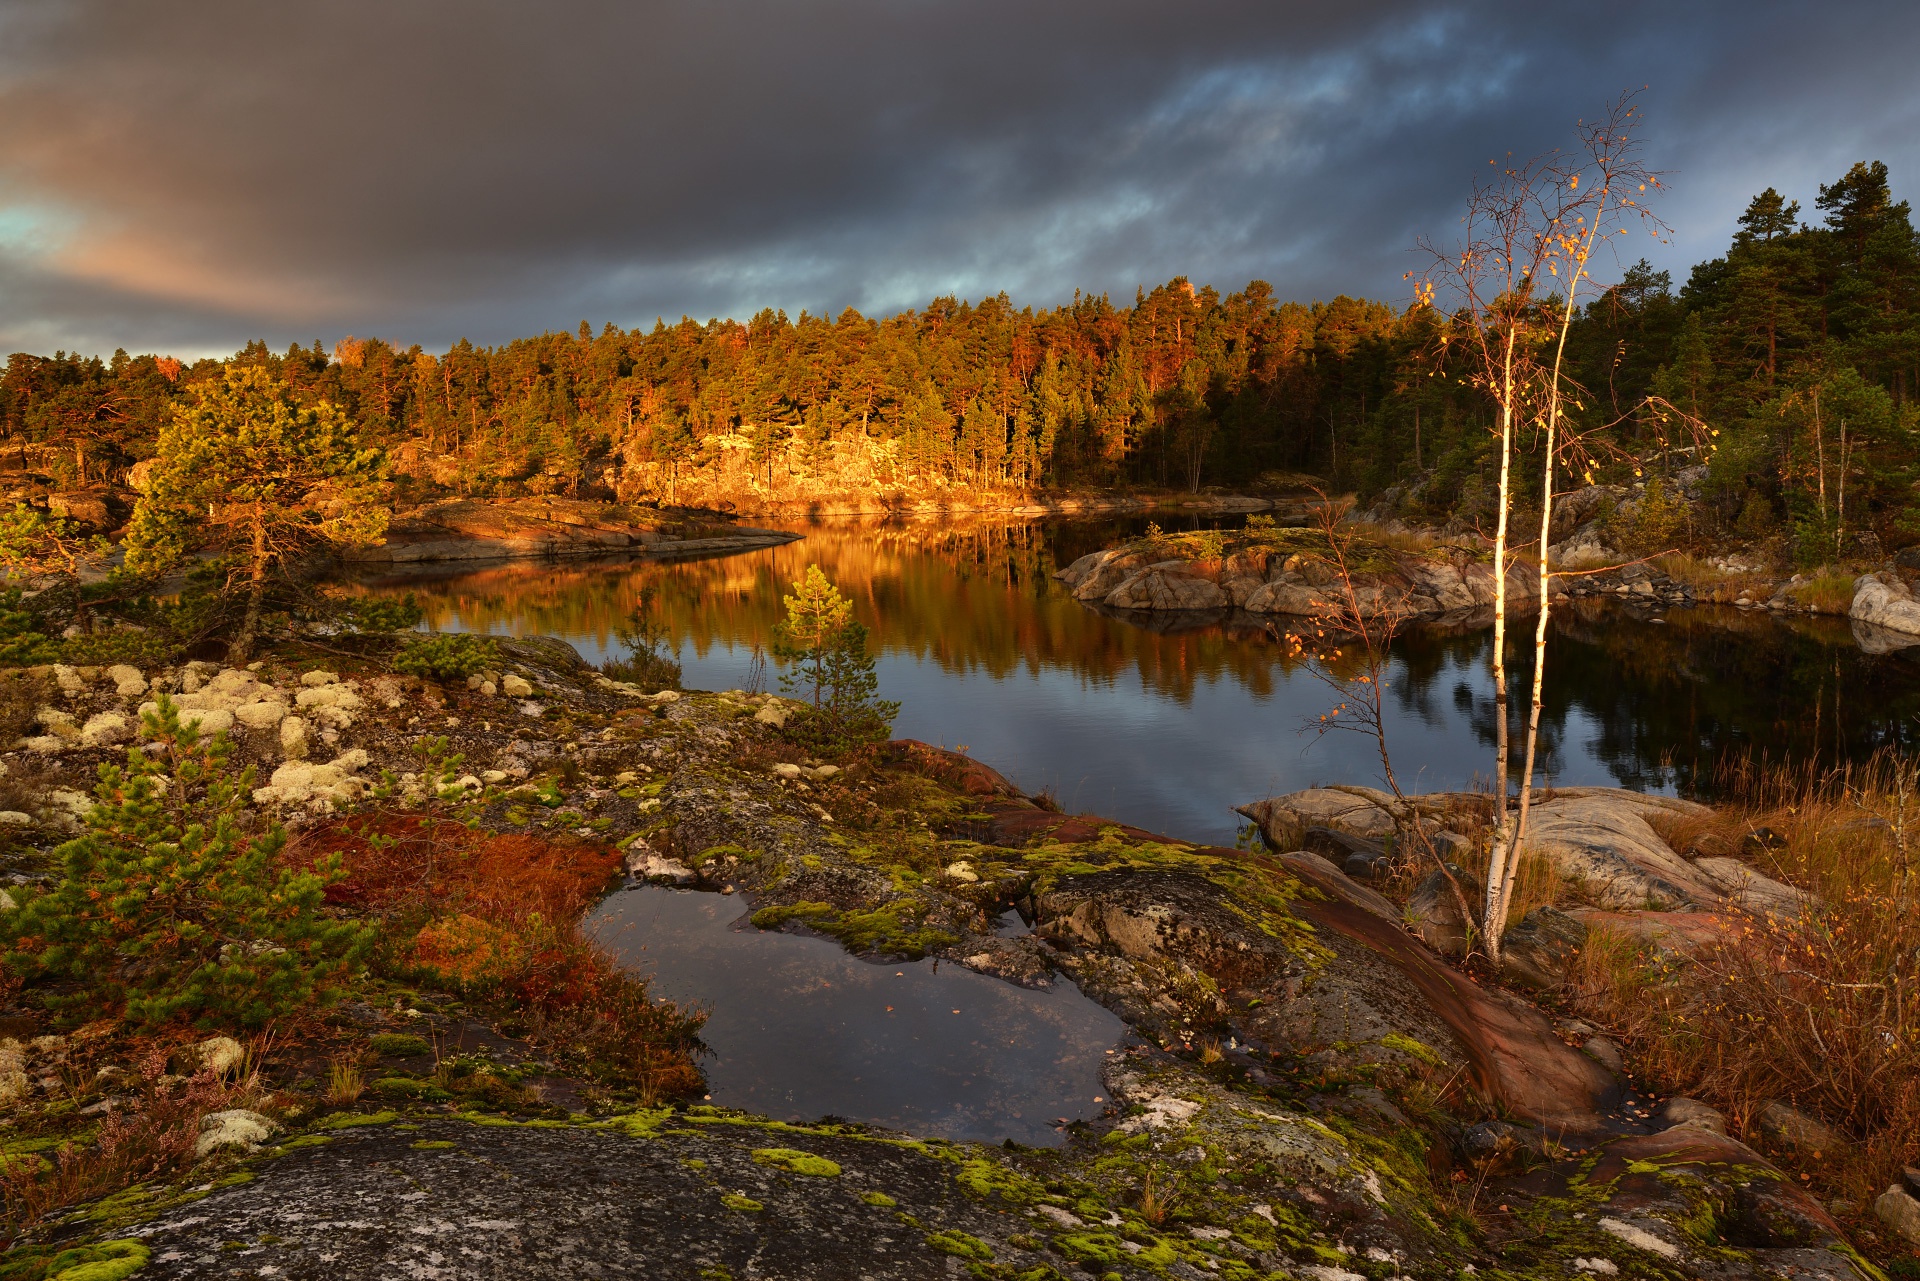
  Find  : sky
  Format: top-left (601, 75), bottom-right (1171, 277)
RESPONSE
top-left (3, 0), bottom-right (1919, 360)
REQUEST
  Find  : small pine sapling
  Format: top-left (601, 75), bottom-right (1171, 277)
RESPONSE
top-left (770, 565), bottom-right (899, 754)
top-left (0, 694), bottom-right (373, 1029)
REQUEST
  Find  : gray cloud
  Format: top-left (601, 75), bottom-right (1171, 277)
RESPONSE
top-left (2, 0), bottom-right (1917, 356)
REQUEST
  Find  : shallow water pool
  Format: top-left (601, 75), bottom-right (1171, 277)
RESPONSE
top-left (584, 886), bottom-right (1126, 1146)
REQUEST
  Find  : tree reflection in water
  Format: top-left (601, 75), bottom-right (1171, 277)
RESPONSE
top-left (338, 516), bottom-right (1920, 843)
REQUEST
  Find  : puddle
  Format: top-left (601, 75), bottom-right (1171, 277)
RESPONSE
top-left (585, 887), bottom-right (1125, 1146)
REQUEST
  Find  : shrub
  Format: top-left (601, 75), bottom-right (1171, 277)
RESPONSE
top-left (599, 587), bottom-right (681, 691)
top-left (0, 695), bottom-right (374, 1029)
top-left (0, 589), bottom-right (57, 668)
top-left (771, 565), bottom-right (899, 755)
top-left (337, 593), bottom-right (425, 634)
top-left (393, 632), bottom-right (497, 682)
top-left (1604, 475), bottom-right (1691, 558)
top-left (59, 626), bottom-right (179, 667)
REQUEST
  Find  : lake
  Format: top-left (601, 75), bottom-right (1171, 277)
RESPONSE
top-left (345, 513), bottom-right (1920, 848)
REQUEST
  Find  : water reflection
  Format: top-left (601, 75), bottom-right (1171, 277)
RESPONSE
top-left (342, 515), bottom-right (1920, 844)
top-left (584, 887), bottom-right (1124, 1146)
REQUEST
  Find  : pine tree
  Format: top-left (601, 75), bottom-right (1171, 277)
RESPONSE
top-left (771, 565), bottom-right (899, 754)
top-left (0, 696), bottom-right (373, 1029)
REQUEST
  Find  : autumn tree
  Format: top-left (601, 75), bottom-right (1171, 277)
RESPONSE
top-left (125, 366), bottom-right (389, 663)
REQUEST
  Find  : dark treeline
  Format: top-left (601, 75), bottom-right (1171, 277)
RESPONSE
top-left (5, 161), bottom-right (1918, 550)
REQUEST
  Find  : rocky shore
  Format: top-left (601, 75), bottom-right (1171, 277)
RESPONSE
top-left (339, 497), bottom-right (801, 564)
top-left (0, 636), bottom-right (1892, 1276)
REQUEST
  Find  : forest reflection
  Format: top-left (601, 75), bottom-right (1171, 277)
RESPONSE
top-left (344, 515), bottom-right (1920, 829)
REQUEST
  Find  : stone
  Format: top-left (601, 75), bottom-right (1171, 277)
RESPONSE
top-left (753, 702), bottom-right (790, 728)
top-left (1517, 792), bottom-right (1723, 910)
top-left (1580, 1036), bottom-right (1625, 1075)
top-left (1498, 906), bottom-right (1587, 991)
top-left (79, 710), bottom-right (130, 748)
top-left (195, 1108), bottom-right (279, 1158)
top-left (1691, 856), bottom-right (1815, 917)
top-left (1659, 1097), bottom-right (1728, 1135)
top-left (482, 769), bottom-right (508, 783)
top-left (771, 763), bottom-right (803, 779)
top-left (195, 1036), bottom-right (246, 1076)
top-left (1850, 572), bottom-right (1920, 637)
top-left (1876, 1185), bottom-right (1920, 1245)
top-left (301, 670), bottom-right (339, 687)
top-left (651, 689), bottom-right (681, 704)
top-left (1404, 868), bottom-right (1474, 957)
top-left (1102, 567), bottom-right (1228, 611)
top-left (1755, 1100), bottom-right (1848, 1157)
top-left (106, 663), bottom-right (147, 696)
top-left (1238, 787), bottom-right (1398, 851)
top-left (501, 674), bottom-right (534, 698)
top-left (626, 845), bottom-right (696, 885)
top-left (234, 699), bottom-right (288, 730)
top-left (811, 764), bottom-right (840, 780)
top-left (280, 715), bottom-right (311, 760)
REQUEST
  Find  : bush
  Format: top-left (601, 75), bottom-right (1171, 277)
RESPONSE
top-left (337, 593), bottom-right (426, 634)
top-left (0, 588), bottom-right (57, 668)
top-left (0, 695), bottom-right (374, 1029)
top-left (393, 632), bottom-right (497, 682)
top-left (771, 566), bottom-right (898, 755)
top-left (599, 587), bottom-right (681, 692)
top-left (1604, 475), bottom-right (1691, 558)
top-left (59, 626), bottom-right (179, 667)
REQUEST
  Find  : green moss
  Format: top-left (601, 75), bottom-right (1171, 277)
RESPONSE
top-left (45, 1241), bottom-right (150, 1281)
top-left (720, 1193), bottom-right (764, 1212)
top-left (925, 1230), bottom-right (993, 1261)
top-left (693, 843), bottom-right (755, 867)
top-left (751, 1147), bottom-right (842, 1177)
top-left (749, 898), bottom-right (957, 958)
top-left (369, 1077), bottom-right (453, 1101)
top-left (859, 1191), bottom-right (897, 1207)
top-left (410, 1140), bottom-right (457, 1150)
top-left (369, 1033), bottom-right (431, 1057)
top-left (312, 1110), bottom-right (399, 1130)
top-left (276, 1135), bottom-right (334, 1150)
top-left (1379, 1032), bottom-right (1444, 1067)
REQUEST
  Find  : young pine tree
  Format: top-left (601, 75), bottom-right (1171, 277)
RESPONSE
top-left (0, 695), bottom-right (372, 1029)
top-left (124, 366), bottom-right (389, 664)
top-left (771, 565), bottom-right (899, 754)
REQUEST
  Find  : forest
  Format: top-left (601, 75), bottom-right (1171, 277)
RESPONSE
top-left (4, 160), bottom-right (1917, 557)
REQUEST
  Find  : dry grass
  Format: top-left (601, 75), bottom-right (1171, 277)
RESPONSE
top-left (1783, 569), bottom-right (1858, 615)
top-left (1572, 751), bottom-right (1920, 1208)
top-left (1649, 553), bottom-right (1775, 603)
top-left (326, 1054), bottom-right (365, 1105)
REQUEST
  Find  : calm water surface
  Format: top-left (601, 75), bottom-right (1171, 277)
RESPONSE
top-left (349, 514), bottom-right (1920, 847)
top-left (584, 887), bottom-right (1125, 1145)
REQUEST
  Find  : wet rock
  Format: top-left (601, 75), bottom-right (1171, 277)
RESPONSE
top-left (194, 1108), bottom-right (279, 1158)
top-left (625, 841), bottom-right (696, 885)
top-left (1659, 1097), bottom-right (1728, 1135)
top-left (1498, 905), bottom-right (1587, 991)
top-left (1755, 1100), bottom-right (1849, 1157)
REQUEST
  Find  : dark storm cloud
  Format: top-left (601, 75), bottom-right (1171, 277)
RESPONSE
top-left (1, 0), bottom-right (1917, 356)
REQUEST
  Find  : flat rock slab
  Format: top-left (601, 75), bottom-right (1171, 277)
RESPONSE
top-left (131, 1116), bottom-right (1055, 1280)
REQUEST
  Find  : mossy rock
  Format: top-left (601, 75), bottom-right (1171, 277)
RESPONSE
top-left (368, 1033), bottom-right (431, 1057)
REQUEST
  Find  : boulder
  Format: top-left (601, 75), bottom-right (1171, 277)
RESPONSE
top-left (1754, 1100), bottom-right (1848, 1157)
top-left (1238, 787), bottom-right (1398, 851)
top-left (1849, 572), bottom-right (1920, 638)
top-left (501, 674), bottom-right (535, 698)
top-left (1057, 549), bottom-right (1151, 602)
top-left (1518, 792), bottom-right (1723, 910)
top-left (1659, 1097), bottom-right (1728, 1135)
top-left (194, 1108), bottom-right (279, 1158)
top-left (753, 702), bottom-right (790, 727)
top-left (1691, 856), bottom-right (1815, 917)
top-left (1405, 868), bottom-right (1475, 956)
top-left (1877, 1185), bottom-right (1920, 1246)
top-left (1241, 580), bottom-right (1330, 616)
top-left (1499, 905), bottom-right (1587, 991)
top-left (1102, 567), bottom-right (1228, 611)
